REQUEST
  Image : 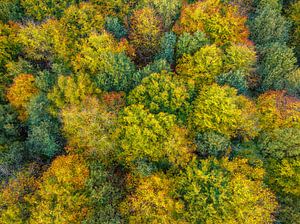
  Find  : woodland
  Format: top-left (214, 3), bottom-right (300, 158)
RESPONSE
top-left (0, 0), bottom-right (299, 223)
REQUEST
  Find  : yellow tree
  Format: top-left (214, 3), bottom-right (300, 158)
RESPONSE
top-left (6, 74), bottom-right (38, 121)
top-left (29, 154), bottom-right (90, 224)
top-left (129, 7), bottom-right (163, 64)
top-left (189, 84), bottom-right (258, 139)
top-left (173, 0), bottom-right (250, 46)
top-left (120, 173), bottom-right (186, 224)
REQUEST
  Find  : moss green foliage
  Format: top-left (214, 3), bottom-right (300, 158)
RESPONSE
top-left (176, 158), bottom-right (278, 224)
top-left (127, 71), bottom-right (190, 120)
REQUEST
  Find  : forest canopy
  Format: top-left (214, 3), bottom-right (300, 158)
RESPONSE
top-left (0, 0), bottom-right (299, 223)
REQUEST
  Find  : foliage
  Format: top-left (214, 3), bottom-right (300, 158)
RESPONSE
top-left (0, 22), bottom-right (20, 73)
top-left (173, 0), bottom-right (250, 46)
top-left (105, 16), bottom-right (127, 40)
top-left (216, 70), bottom-right (249, 95)
top-left (256, 91), bottom-right (300, 131)
top-left (6, 74), bottom-right (38, 121)
top-left (137, 0), bottom-right (182, 30)
top-left (195, 131), bottom-right (231, 158)
top-left (189, 84), bottom-right (258, 139)
top-left (26, 94), bottom-right (63, 159)
top-left (20, 0), bottom-right (78, 21)
top-left (116, 104), bottom-right (193, 169)
top-left (0, 0), bottom-right (23, 22)
top-left (175, 31), bottom-right (210, 59)
top-left (258, 42), bottom-right (298, 92)
top-left (155, 32), bottom-right (177, 65)
top-left (176, 45), bottom-right (223, 84)
top-left (223, 44), bottom-right (256, 73)
top-left (61, 97), bottom-right (115, 160)
top-left (84, 161), bottom-right (122, 224)
top-left (249, 1), bottom-right (289, 46)
top-left (17, 19), bottom-right (69, 62)
top-left (48, 74), bottom-right (100, 115)
top-left (74, 32), bottom-right (137, 92)
top-left (176, 158), bottom-right (278, 224)
top-left (60, 3), bottom-right (104, 46)
top-left (129, 7), bottom-right (163, 64)
top-left (287, 0), bottom-right (300, 62)
top-left (29, 154), bottom-right (90, 224)
top-left (0, 164), bottom-right (38, 223)
top-left (127, 71), bottom-right (190, 120)
top-left (120, 173), bottom-right (185, 223)
top-left (258, 127), bottom-right (300, 160)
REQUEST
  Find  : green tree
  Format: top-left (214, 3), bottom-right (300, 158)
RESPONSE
top-left (116, 104), bottom-right (193, 169)
top-left (20, 0), bottom-right (79, 21)
top-left (176, 158), bottom-right (278, 224)
top-left (175, 31), bottom-right (210, 59)
top-left (26, 94), bottom-right (63, 159)
top-left (155, 32), bottom-right (177, 65)
top-left (74, 32), bottom-right (137, 92)
top-left (249, 1), bottom-right (289, 46)
top-left (127, 71), bottom-right (191, 120)
top-left (258, 42), bottom-right (298, 92)
top-left (189, 84), bottom-right (258, 139)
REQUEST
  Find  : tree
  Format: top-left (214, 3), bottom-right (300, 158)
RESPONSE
top-left (155, 32), bottom-right (177, 65)
top-left (61, 97), bottom-right (115, 161)
top-left (20, 0), bottom-right (79, 21)
top-left (84, 160), bottom-right (122, 224)
top-left (0, 22), bottom-right (20, 73)
top-left (195, 131), bottom-right (231, 158)
top-left (189, 84), bottom-right (258, 139)
top-left (29, 154), bottom-right (90, 224)
top-left (222, 44), bottom-right (256, 73)
top-left (129, 7), bottom-right (163, 64)
top-left (116, 104), bottom-right (193, 170)
top-left (258, 42), bottom-right (298, 92)
top-left (0, 0), bottom-right (23, 22)
top-left (48, 74), bottom-right (100, 115)
top-left (176, 45), bottom-right (223, 85)
top-left (176, 158), bottom-right (278, 224)
top-left (127, 71), bottom-right (191, 120)
top-left (136, 0), bottom-right (182, 30)
top-left (120, 173), bottom-right (185, 223)
top-left (26, 94), bottom-right (63, 159)
top-left (60, 3), bottom-right (104, 47)
top-left (105, 16), bottom-right (127, 40)
top-left (256, 91), bottom-right (300, 132)
top-left (175, 31), bottom-right (210, 59)
top-left (17, 19), bottom-right (69, 62)
top-left (0, 164), bottom-right (39, 223)
top-left (216, 70), bottom-right (249, 95)
top-left (249, 1), bottom-right (289, 46)
top-left (6, 74), bottom-right (38, 121)
top-left (287, 0), bottom-right (300, 62)
top-left (74, 32), bottom-right (137, 92)
top-left (173, 0), bottom-right (250, 46)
